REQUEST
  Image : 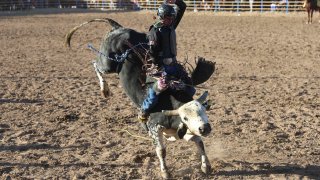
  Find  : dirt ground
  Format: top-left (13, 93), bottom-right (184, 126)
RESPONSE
top-left (0, 9), bottom-right (319, 179)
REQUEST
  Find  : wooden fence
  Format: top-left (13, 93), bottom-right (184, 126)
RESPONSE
top-left (0, 0), bottom-right (305, 12)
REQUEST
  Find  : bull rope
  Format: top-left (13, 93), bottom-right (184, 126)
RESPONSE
top-left (122, 129), bottom-right (153, 141)
top-left (87, 43), bottom-right (149, 63)
top-left (105, 114), bottom-right (153, 141)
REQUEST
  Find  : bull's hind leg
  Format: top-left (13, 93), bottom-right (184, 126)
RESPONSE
top-left (93, 62), bottom-right (111, 98)
top-left (149, 124), bottom-right (170, 179)
top-left (188, 136), bottom-right (212, 174)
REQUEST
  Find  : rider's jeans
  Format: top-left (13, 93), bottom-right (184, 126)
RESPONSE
top-left (142, 88), bottom-right (158, 113)
top-left (141, 85), bottom-right (196, 113)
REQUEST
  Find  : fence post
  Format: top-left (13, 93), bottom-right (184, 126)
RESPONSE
top-left (237, 0), bottom-right (239, 13)
top-left (57, 0), bottom-right (61, 8)
top-left (286, 0), bottom-right (289, 13)
top-left (193, 0), bottom-right (196, 11)
top-left (260, 0), bottom-right (263, 13)
top-left (215, 0), bottom-right (219, 12)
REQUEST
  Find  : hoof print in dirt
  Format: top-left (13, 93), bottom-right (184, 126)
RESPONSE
top-left (0, 124), bottom-right (10, 133)
top-left (55, 113), bottom-right (80, 122)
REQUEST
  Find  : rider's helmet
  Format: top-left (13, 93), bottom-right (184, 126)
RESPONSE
top-left (157, 4), bottom-right (176, 19)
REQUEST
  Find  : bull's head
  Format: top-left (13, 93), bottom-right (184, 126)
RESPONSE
top-left (162, 91), bottom-right (212, 136)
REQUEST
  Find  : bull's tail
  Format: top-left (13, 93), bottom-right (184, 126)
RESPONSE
top-left (64, 18), bottom-right (122, 48)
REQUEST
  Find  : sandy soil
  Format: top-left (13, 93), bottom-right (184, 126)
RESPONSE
top-left (0, 9), bottom-right (319, 179)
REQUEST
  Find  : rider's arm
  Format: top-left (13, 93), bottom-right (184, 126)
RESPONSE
top-left (173, 0), bottom-right (186, 29)
top-left (147, 27), bottom-right (162, 65)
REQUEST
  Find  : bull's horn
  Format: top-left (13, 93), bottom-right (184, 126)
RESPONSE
top-left (197, 91), bottom-right (209, 104)
top-left (162, 110), bottom-right (179, 116)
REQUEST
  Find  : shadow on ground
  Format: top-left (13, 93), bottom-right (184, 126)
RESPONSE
top-left (216, 161), bottom-right (320, 179)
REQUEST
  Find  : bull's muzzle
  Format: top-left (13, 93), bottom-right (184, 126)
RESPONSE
top-left (199, 123), bottom-right (211, 136)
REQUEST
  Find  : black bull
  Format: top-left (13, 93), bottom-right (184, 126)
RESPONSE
top-left (65, 18), bottom-right (216, 178)
top-left (65, 18), bottom-right (215, 111)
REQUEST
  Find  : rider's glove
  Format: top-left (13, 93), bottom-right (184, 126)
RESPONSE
top-left (158, 72), bottom-right (169, 90)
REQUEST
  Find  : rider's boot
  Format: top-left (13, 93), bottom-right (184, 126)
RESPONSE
top-left (139, 87), bottom-right (159, 132)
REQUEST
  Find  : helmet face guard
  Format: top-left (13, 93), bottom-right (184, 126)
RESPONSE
top-left (157, 4), bottom-right (176, 19)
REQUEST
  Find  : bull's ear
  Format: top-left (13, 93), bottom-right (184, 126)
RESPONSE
top-left (197, 91), bottom-right (209, 104)
top-left (162, 110), bottom-right (179, 116)
top-left (177, 123), bottom-right (187, 139)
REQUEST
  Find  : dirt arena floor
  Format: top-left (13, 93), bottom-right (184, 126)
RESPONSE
top-left (0, 9), bottom-right (319, 179)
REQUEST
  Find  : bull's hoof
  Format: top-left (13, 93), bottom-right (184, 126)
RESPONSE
top-left (160, 171), bottom-right (170, 179)
top-left (201, 164), bottom-right (212, 175)
top-left (100, 90), bottom-right (106, 98)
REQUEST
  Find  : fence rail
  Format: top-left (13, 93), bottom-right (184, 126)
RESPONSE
top-left (0, 0), bottom-right (305, 12)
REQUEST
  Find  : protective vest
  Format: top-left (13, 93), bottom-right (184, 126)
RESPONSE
top-left (158, 26), bottom-right (177, 59)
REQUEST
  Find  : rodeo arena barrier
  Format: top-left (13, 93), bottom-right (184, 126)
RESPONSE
top-left (0, 0), bottom-right (306, 13)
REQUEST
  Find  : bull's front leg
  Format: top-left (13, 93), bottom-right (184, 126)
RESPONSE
top-left (93, 62), bottom-right (111, 98)
top-left (189, 136), bottom-right (212, 174)
top-left (149, 124), bottom-right (170, 179)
